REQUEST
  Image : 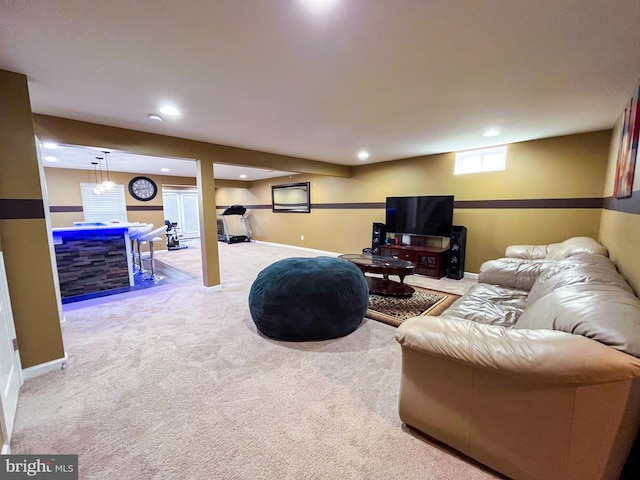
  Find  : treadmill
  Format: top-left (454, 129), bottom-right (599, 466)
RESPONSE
top-left (217, 205), bottom-right (251, 244)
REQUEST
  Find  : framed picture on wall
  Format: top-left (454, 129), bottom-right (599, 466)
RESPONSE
top-left (614, 84), bottom-right (640, 199)
top-left (271, 182), bottom-right (311, 213)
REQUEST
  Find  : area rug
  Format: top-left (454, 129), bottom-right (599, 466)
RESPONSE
top-left (366, 287), bottom-right (460, 327)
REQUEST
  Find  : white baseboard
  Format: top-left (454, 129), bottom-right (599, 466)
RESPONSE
top-left (253, 240), bottom-right (341, 257)
top-left (463, 272), bottom-right (479, 279)
top-left (202, 284), bottom-right (222, 292)
top-left (22, 353), bottom-right (68, 380)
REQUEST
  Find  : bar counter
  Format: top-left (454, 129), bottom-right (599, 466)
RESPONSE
top-left (52, 224), bottom-right (135, 302)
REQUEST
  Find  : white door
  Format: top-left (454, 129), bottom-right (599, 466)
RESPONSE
top-left (180, 193), bottom-right (200, 238)
top-left (162, 190), bottom-right (200, 239)
top-left (0, 252), bottom-right (23, 453)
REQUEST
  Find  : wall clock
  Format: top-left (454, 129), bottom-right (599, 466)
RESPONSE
top-left (128, 176), bottom-right (158, 201)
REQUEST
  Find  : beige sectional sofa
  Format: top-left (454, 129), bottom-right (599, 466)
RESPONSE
top-left (395, 237), bottom-right (640, 480)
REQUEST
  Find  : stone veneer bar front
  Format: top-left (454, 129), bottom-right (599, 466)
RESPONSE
top-left (52, 225), bottom-right (134, 302)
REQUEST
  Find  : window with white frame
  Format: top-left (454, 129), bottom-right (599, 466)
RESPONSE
top-left (80, 183), bottom-right (128, 223)
top-left (454, 146), bottom-right (507, 175)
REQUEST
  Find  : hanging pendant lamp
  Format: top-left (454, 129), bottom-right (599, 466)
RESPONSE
top-left (92, 161), bottom-right (104, 195)
top-left (101, 151), bottom-right (116, 191)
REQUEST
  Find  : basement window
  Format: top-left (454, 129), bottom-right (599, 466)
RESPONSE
top-left (454, 146), bottom-right (507, 175)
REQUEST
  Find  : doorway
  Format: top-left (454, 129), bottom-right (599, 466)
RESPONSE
top-left (162, 189), bottom-right (200, 239)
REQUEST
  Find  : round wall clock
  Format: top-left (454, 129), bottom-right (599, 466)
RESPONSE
top-left (128, 176), bottom-right (158, 201)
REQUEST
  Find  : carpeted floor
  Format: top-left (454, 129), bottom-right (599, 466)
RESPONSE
top-left (11, 241), bottom-right (496, 479)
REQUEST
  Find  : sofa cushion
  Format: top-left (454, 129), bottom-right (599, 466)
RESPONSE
top-left (527, 254), bottom-right (634, 307)
top-left (479, 258), bottom-right (550, 291)
top-left (444, 283), bottom-right (528, 327)
top-left (505, 237), bottom-right (608, 260)
top-left (545, 236), bottom-right (608, 260)
top-left (514, 283), bottom-right (640, 357)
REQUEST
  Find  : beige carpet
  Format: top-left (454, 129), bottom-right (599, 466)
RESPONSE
top-left (11, 241), bottom-right (497, 479)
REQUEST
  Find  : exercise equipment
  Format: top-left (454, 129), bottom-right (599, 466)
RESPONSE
top-left (217, 205), bottom-right (251, 244)
top-left (165, 220), bottom-right (188, 251)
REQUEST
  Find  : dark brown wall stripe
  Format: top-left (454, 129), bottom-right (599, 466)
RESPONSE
top-left (50, 206), bottom-right (83, 213)
top-left (220, 199), bottom-right (605, 211)
top-left (0, 199), bottom-right (45, 219)
top-left (218, 204), bottom-right (271, 210)
top-left (126, 205), bottom-right (164, 211)
top-left (313, 202), bottom-right (386, 209)
top-left (49, 205), bottom-right (166, 212)
top-left (603, 192), bottom-right (640, 214)
top-left (455, 198), bottom-right (604, 209)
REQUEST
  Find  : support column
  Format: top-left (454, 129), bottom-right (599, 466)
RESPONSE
top-left (196, 158), bottom-right (221, 287)
top-left (0, 69), bottom-right (65, 368)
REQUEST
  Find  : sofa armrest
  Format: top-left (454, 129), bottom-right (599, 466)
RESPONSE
top-left (396, 315), bottom-right (640, 384)
top-left (478, 258), bottom-right (549, 290)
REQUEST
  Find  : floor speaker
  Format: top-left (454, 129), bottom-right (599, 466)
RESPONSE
top-left (447, 225), bottom-right (467, 280)
top-left (371, 222), bottom-right (386, 255)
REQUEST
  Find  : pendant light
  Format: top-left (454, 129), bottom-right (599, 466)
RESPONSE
top-left (92, 161), bottom-right (104, 195)
top-left (101, 151), bottom-right (116, 191)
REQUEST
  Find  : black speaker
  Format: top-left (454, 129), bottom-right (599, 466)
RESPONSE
top-left (371, 222), bottom-right (386, 255)
top-left (447, 225), bottom-right (467, 280)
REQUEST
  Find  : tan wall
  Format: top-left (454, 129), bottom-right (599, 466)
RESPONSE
top-left (44, 167), bottom-right (196, 252)
top-left (599, 111), bottom-right (640, 293)
top-left (0, 69), bottom-right (65, 368)
top-left (217, 131), bottom-right (611, 272)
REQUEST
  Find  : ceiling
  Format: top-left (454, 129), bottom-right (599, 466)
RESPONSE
top-left (2, 1), bottom-right (640, 174)
top-left (40, 143), bottom-right (296, 181)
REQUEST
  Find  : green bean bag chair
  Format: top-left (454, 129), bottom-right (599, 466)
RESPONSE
top-left (249, 256), bottom-right (369, 340)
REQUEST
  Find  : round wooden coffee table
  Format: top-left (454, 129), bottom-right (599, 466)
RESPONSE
top-left (339, 254), bottom-right (415, 298)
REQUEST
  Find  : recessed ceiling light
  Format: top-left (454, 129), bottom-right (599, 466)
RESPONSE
top-left (159, 105), bottom-right (181, 116)
top-left (44, 156), bottom-right (57, 162)
top-left (42, 142), bottom-right (58, 149)
top-left (161, 168), bottom-right (170, 172)
top-left (483, 129), bottom-right (500, 137)
top-left (240, 174), bottom-right (248, 179)
top-left (148, 114), bottom-right (163, 122)
top-left (357, 150), bottom-right (370, 161)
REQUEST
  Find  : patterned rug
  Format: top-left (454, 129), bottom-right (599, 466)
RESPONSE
top-left (366, 286), bottom-right (460, 327)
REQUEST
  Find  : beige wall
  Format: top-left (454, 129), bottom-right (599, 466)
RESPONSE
top-left (217, 130), bottom-right (611, 272)
top-left (0, 70), bottom-right (65, 368)
top-left (599, 111), bottom-right (640, 294)
top-left (44, 167), bottom-right (196, 252)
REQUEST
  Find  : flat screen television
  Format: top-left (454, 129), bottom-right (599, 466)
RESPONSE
top-left (385, 195), bottom-right (454, 237)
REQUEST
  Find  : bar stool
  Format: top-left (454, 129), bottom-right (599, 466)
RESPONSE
top-left (137, 225), bottom-right (168, 280)
top-left (129, 224), bottom-right (153, 273)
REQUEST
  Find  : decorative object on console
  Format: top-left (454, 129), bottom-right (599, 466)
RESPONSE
top-left (128, 176), bottom-right (158, 201)
top-left (446, 225), bottom-right (467, 280)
